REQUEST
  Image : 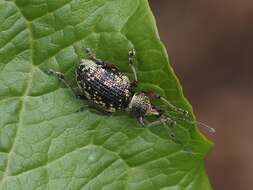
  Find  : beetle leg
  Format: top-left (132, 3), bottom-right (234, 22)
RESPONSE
top-left (85, 48), bottom-right (105, 65)
top-left (137, 112), bottom-right (195, 154)
top-left (145, 91), bottom-right (189, 116)
top-left (152, 106), bottom-right (165, 116)
top-left (136, 113), bottom-right (175, 128)
top-left (145, 115), bottom-right (176, 128)
top-left (48, 69), bottom-right (82, 98)
top-left (137, 116), bottom-right (145, 126)
top-left (128, 49), bottom-right (138, 86)
top-left (85, 48), bottom-right (120, 71)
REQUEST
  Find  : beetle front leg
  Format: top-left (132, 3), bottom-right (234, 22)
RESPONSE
top-left (137, 114), bottom-right (176, 128)
top-left (142, 115), bottom-right (179, 143)
top-left (128, 49), bottom-right (138, 87)
top-left (145, 115), bottom-right (176, 128)
top-left (145, 92), bottom-right (189, 116)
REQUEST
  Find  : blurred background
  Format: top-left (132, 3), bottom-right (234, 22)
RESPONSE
top-left (149, 1), bottom-right (253, 189)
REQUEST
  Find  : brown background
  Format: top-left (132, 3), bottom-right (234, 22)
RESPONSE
top-left (149, 1), bottom-right (253, 190)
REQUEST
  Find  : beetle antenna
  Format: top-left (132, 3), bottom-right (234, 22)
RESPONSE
top-left (167, 114), bottom-right (216, 134)
top-left (195, 120), bottom-right (216, 133)
top-left (183, 118), bottom-right (215, 134)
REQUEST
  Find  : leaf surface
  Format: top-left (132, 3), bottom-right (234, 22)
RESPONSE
top-left (0, 0), bottom-right (213, 189)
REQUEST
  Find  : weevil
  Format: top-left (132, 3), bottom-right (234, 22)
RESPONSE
top-left (48, 48), bottom-right (215, 132)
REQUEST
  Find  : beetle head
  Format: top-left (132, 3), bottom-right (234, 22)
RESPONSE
top-left (128, 92), bottom-right (160, 118)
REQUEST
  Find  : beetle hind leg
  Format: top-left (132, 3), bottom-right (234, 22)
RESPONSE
top-left (85, 48), bottom-right (105, 65)
top-left (48, 69), bottom-right (82, 99)
top-left (140, 115), bottom-right (193, 154)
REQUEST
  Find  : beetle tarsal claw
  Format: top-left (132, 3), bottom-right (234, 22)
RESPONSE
top-left (129, 49), bottom-right (135, 56)
top-left (48, 69), bottom-right (54, 75)
top-left (182, 110), bottom-right (189, 116)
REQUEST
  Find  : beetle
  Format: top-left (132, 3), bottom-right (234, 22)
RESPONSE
top-left (48, 48), bottom-right (215, 132)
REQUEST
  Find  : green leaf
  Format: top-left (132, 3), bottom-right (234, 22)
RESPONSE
top-left (0, 0), bottom-right (213, 189)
